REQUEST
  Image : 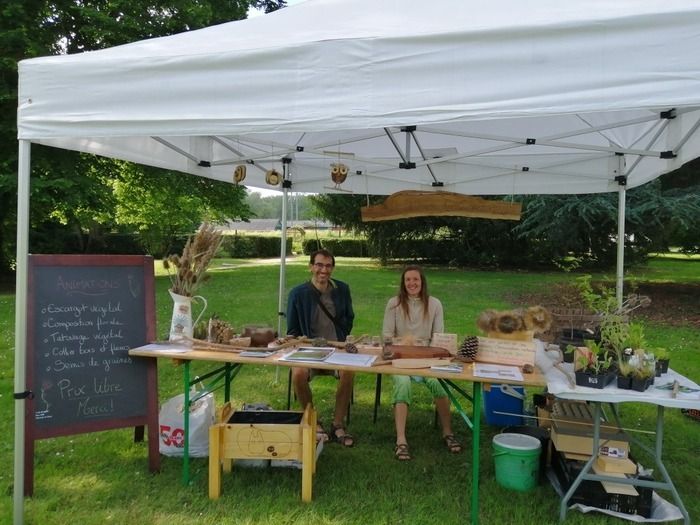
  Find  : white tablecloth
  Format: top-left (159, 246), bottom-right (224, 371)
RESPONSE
top-left (536, 343), bottom-right (700, 409)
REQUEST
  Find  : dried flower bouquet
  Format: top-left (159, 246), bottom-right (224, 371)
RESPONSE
top-left (164, 223), bottom-right (223, 296)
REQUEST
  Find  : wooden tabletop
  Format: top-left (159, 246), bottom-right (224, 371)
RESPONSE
top-left (129, 343), bottom-right (546, 387)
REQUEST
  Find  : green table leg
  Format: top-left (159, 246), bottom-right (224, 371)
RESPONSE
top-left (471, 383), bottom-right (481, 525)
top-left (224, 363), bottom-right (231, 401)
top-left (182, 360), bottom-right (191, 486)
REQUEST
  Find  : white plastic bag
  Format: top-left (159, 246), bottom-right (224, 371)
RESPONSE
top-left (159, 386), bottom-right (215, 457)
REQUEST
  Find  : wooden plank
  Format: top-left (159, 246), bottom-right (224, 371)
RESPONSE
top-left (361, 190), bottom-right (522, 221)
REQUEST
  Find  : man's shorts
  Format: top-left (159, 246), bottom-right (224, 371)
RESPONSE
top-left (309, 368), bottom-right (340, 380)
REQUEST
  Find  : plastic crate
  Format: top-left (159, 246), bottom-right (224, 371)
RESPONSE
top-left (550, 447), bottom-right (652, 517)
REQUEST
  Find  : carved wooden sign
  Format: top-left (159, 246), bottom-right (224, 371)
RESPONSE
top-left (360, 190), bottom-right (522, 222)
top-left (476, 336), bottom-right (536, 367)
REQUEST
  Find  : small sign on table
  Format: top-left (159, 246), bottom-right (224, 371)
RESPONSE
top-left (476, 336), bottom-right (536, 368)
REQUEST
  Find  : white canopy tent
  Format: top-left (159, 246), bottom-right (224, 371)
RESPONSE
top-left (17, 0), bottom-right (700, 195)
top-left (14, 0), bottom-right (700, 523)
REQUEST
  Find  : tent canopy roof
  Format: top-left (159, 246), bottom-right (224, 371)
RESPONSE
top-left (17, 0), bottom-right (700, 195)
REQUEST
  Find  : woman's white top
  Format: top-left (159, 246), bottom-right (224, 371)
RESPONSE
top-left (382, 296), bottom-right (444, 342)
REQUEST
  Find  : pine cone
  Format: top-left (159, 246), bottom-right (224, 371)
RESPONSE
top-left (311, 337), bottom-right (328, 347)
top-left (456, 336), bottom-right (479, 362)
top-left (345, 342), bottom-right (358, 354)
top-left (208, 317), bottom-right (235, 344)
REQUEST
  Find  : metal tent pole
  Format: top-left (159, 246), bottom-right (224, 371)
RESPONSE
top-left (615, 166), bottom-right (627, 309)
top-left (13, 140), bottom-right (31, 525)
top-left (276, 159), bottom-right (291, 382)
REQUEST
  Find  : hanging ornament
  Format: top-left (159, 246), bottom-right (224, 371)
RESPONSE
top-left (330, 162), bottom-right (348, 185)
top-left (233, 165), bottom-right (246, 184)
top-left (265, 168), bottom-right (281, 186)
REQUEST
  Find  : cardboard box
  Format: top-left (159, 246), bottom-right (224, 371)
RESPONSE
top-left (563, 451), bottom-right (591, 461)
top-left (550, 423), bottom-right (629, 457)
top-left (592, 464), bottom-right (639, 496)
top-left (595, 455), bottom-right (637, 475)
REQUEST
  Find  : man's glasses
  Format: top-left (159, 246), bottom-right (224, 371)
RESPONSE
top-left (313, 263), bottom-right (333, 270)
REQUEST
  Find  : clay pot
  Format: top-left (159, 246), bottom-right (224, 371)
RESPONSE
top-left (242, 325), bottom-right (277, 347)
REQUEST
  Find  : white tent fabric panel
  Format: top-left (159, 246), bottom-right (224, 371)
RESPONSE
top-left (17, 0), bottom-right (700, 195)
top-left (24, 107), bottom-right (700, 195)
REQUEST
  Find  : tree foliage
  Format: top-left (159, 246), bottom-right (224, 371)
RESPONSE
top-left (1, 0), bottom-right (286, 273)
top-left (247, 192), bottom-right (318, 220)
top-left (110, 164), bottom-right (250, 255)
top-left (311, 177), bottom-right (700, 269)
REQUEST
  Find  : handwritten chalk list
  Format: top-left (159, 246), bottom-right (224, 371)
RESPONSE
top-left (27, 255), bottom-right (156, 437)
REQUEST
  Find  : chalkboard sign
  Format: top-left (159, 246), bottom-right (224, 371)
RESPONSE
top-left (25, 254), bottom-right (159, 494)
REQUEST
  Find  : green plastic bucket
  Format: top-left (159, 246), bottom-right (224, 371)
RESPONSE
top-left (492, 432), bottom-right (541, 492)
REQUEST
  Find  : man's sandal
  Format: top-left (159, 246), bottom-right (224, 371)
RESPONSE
top-left (330, 423), bottom-right (355, 447)
top-left (394, 443), bottom-right (411, 461)
top-left (316, 422), bottom-right (329, 443)
top-left (443, 434), bottom-right (463, 454)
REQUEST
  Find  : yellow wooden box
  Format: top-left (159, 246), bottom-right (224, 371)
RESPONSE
top-left (209, 403), bottom-right (317, 501)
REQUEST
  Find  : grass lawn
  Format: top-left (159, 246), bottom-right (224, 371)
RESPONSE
top-left (1, 257), bottom-right (699, 524)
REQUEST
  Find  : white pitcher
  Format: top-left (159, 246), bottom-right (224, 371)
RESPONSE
top-left (168, 290), bottom-right (207, 341)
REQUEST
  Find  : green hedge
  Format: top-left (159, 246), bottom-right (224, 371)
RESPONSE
top-left (302, 238), bottom-right (370, 257)
top-left (221, 235), bottom-right (292, 258)
top-left (29, 226), bottom-right (150, 256)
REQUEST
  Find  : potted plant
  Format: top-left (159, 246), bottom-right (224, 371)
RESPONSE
top-left (616, 357), bottom-right (635, 389)
top-left (576, 276), bottom-right (651, 357)
top-left (571, 340), bottom-right (616, 389)
top-left (630, 352), bottom-right (656, 392)
top-left (652, 347), bottom-right (670, 376)
top-left (623, 323), bottom-right (647, 353)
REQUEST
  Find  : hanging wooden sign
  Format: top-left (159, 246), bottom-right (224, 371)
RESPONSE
top-left (360, 190), bottom-right (521, 222)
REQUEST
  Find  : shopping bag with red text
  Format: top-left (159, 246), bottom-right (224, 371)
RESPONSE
top-left (158, 388), bottom-right (215, 457)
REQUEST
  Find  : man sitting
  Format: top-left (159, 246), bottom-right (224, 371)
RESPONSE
top-left (286, 249), bottom-right (355, 447)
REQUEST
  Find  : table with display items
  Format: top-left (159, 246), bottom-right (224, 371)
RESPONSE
top-left (543, 360), bottom-right (700, 524)
top-left (129, 342), bottom-right (546, 525)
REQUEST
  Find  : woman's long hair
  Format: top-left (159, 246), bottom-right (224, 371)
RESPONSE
top-left (395, 265), bottom-right (430, 320)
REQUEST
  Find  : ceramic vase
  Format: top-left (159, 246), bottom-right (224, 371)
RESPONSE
top-left (168, 290), bottom-right (207, 341)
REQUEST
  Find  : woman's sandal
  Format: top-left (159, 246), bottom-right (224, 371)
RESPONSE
top-left (443, 434), bottom-right (463, 454)
top-left (330, 423), bottom-right (355, 447)
top-left (394, 443), bottom-right (411, 461)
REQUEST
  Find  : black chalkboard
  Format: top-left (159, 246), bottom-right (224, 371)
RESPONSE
top-left (26, 255), bottom-right (157, 439)
top-left (24, 255), bottom-right (160, 495)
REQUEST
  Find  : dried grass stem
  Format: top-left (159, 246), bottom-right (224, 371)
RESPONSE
top-left (166, 223), bottom-right (222, 296)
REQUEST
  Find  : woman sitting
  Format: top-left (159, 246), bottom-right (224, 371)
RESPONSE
top-left (382, 265), bottom-right (462, 461)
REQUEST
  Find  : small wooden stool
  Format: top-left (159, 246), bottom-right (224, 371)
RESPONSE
top-left (209, 403), bottom-right (317, 502)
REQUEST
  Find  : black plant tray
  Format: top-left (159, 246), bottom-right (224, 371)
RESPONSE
top-left (575, 369), bottom-right (616, 389)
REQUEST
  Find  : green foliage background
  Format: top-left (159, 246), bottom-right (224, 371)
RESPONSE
top-left (311, 174), bottom-right (700, 269)
top-left (1, 1), bottom-right (288, 273)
